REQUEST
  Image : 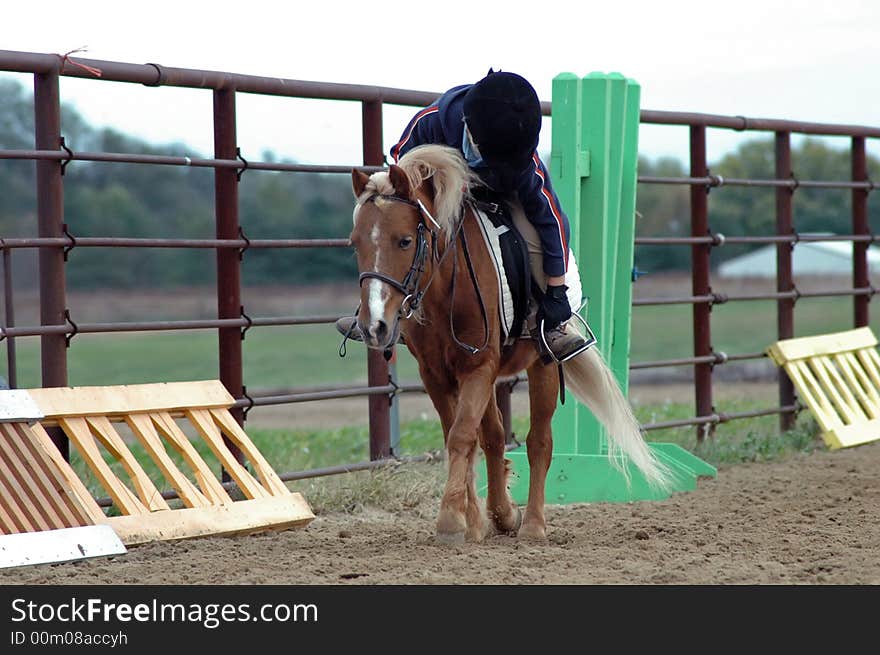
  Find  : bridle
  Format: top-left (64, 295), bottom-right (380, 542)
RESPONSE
top-left (357, 194), bottom-right (439, 320)
top-left (353, 193), bottom-right (490, 355)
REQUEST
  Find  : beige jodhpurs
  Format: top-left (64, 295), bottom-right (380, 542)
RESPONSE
top-left (505, 198), bottom-right (584, 331)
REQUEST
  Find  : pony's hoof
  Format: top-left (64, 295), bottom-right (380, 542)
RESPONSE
top-left (518, 520), bottom-right (547, 541)
top-left (435, 530), bottom-right (466, 545)
top-left (490, 504), bottom-right (523, 536)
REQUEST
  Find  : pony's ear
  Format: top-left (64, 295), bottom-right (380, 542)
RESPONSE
top-left (389, 164), bottom-right (411, 198)
top-left (352, 168), bottom-right (370, 198)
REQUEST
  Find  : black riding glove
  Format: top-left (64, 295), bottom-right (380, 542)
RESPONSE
top-left (537, 284), bottom-right (572, 331)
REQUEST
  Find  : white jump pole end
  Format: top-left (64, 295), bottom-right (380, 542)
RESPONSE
top-left (0, 525), bottom-right (127, 569)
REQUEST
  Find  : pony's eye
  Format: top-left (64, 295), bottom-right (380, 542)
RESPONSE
top-left (399, 236), bottom-right (414, 249)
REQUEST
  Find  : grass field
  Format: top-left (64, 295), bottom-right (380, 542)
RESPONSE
top-left (4, 288), bottom-right (879, 390)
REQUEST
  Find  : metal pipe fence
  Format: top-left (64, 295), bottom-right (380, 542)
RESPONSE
top-left (1, 48), bottom-right (878, 484)
top-left (634, 121), bottom-right (877, 440)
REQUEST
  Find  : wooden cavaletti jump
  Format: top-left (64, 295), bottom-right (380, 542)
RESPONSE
top-left (768, 327), bottom-right (880, 450)
top-left (0, 380), bottom-right (314, 545)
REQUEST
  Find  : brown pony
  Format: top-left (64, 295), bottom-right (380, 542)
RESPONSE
top-left (349, 144), bottom-right (672, 543)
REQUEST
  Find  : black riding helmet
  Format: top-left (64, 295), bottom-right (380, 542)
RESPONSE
top-left (462, 71), bottom-right (542, 174)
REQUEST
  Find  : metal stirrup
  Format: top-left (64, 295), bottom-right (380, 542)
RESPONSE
top-left (537, 313), bottom-right (597, 365)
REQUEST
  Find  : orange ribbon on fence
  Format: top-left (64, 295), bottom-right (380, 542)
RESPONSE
top-left (58, 47), bottom-right (103, 77)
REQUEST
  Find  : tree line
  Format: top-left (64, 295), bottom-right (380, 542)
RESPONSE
top-left (635, 139), bottom-right (880, 276)
top-left (1, 78), bottom-right (879, 290)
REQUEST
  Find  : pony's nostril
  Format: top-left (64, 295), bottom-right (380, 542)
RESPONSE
top-left (358, 319), bottom-right (388, 343)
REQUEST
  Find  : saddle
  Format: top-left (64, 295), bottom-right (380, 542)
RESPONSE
top-left (469, 188), bottom-right (533, 347)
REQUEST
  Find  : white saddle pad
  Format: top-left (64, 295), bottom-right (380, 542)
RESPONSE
top-left (472, 206), bottom-right (516, 342)
top-left (471, 206), bottom-right (584, 344)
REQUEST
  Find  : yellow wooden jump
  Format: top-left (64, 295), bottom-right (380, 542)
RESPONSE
top-left (0, 380), bottom-right (314, 545)
top-left (767, 327), bottom-right (880, 449)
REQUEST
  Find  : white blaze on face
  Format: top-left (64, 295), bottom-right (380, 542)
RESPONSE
top-left (367, 222), bottom-right (390, 332)
top-left (371, 223), bottom-right (382, 271)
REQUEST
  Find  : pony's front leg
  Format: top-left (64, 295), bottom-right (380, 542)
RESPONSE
top-left (519, 360), bottom-right (558, 540)
top-left (435, 370), bottom-right (495, 544)
top-left (421, 371), bottom-right (486, 542)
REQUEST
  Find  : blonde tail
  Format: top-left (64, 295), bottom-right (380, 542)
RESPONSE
top-left (562, 346), bottom-right (675, 492)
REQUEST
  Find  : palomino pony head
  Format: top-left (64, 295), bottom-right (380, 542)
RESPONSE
top-left (349, 145), bottom-right (480, 350)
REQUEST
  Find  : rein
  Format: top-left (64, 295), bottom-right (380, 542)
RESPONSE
top-left (356, 194), bottom-right (490, 355)
top-left (449, 205), bottom-right (490, 354)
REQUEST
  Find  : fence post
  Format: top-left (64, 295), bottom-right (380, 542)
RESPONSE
top-left (362, 100), bottom-right (392, 460)
top-left (492, 72), bottom-right (716, 504)
top-left (775, 131), bottom-right (796, 432)
top-left (34, 68), bottom-right (69, 459)
top-left (213, 88), bottom-right (245, 475)
top-left (3, 248), bottom-right (17, 389)
top-left (852, 136), bottom-right (870, 328)
top-left (690, 125), bottom-right (714, 441)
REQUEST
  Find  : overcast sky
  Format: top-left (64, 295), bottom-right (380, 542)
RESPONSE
top-left (3, 0), bottom-right (880, 165)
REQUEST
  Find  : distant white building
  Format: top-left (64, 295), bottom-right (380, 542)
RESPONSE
top-left (717, 237), bottom-right (880, 278)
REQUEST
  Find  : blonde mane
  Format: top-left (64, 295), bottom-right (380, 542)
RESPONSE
top-left (357, 145), bottom-right (481, 239)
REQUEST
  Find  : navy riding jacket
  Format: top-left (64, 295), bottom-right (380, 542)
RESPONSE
top-left (389, 84), bottom-right (571, 278)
